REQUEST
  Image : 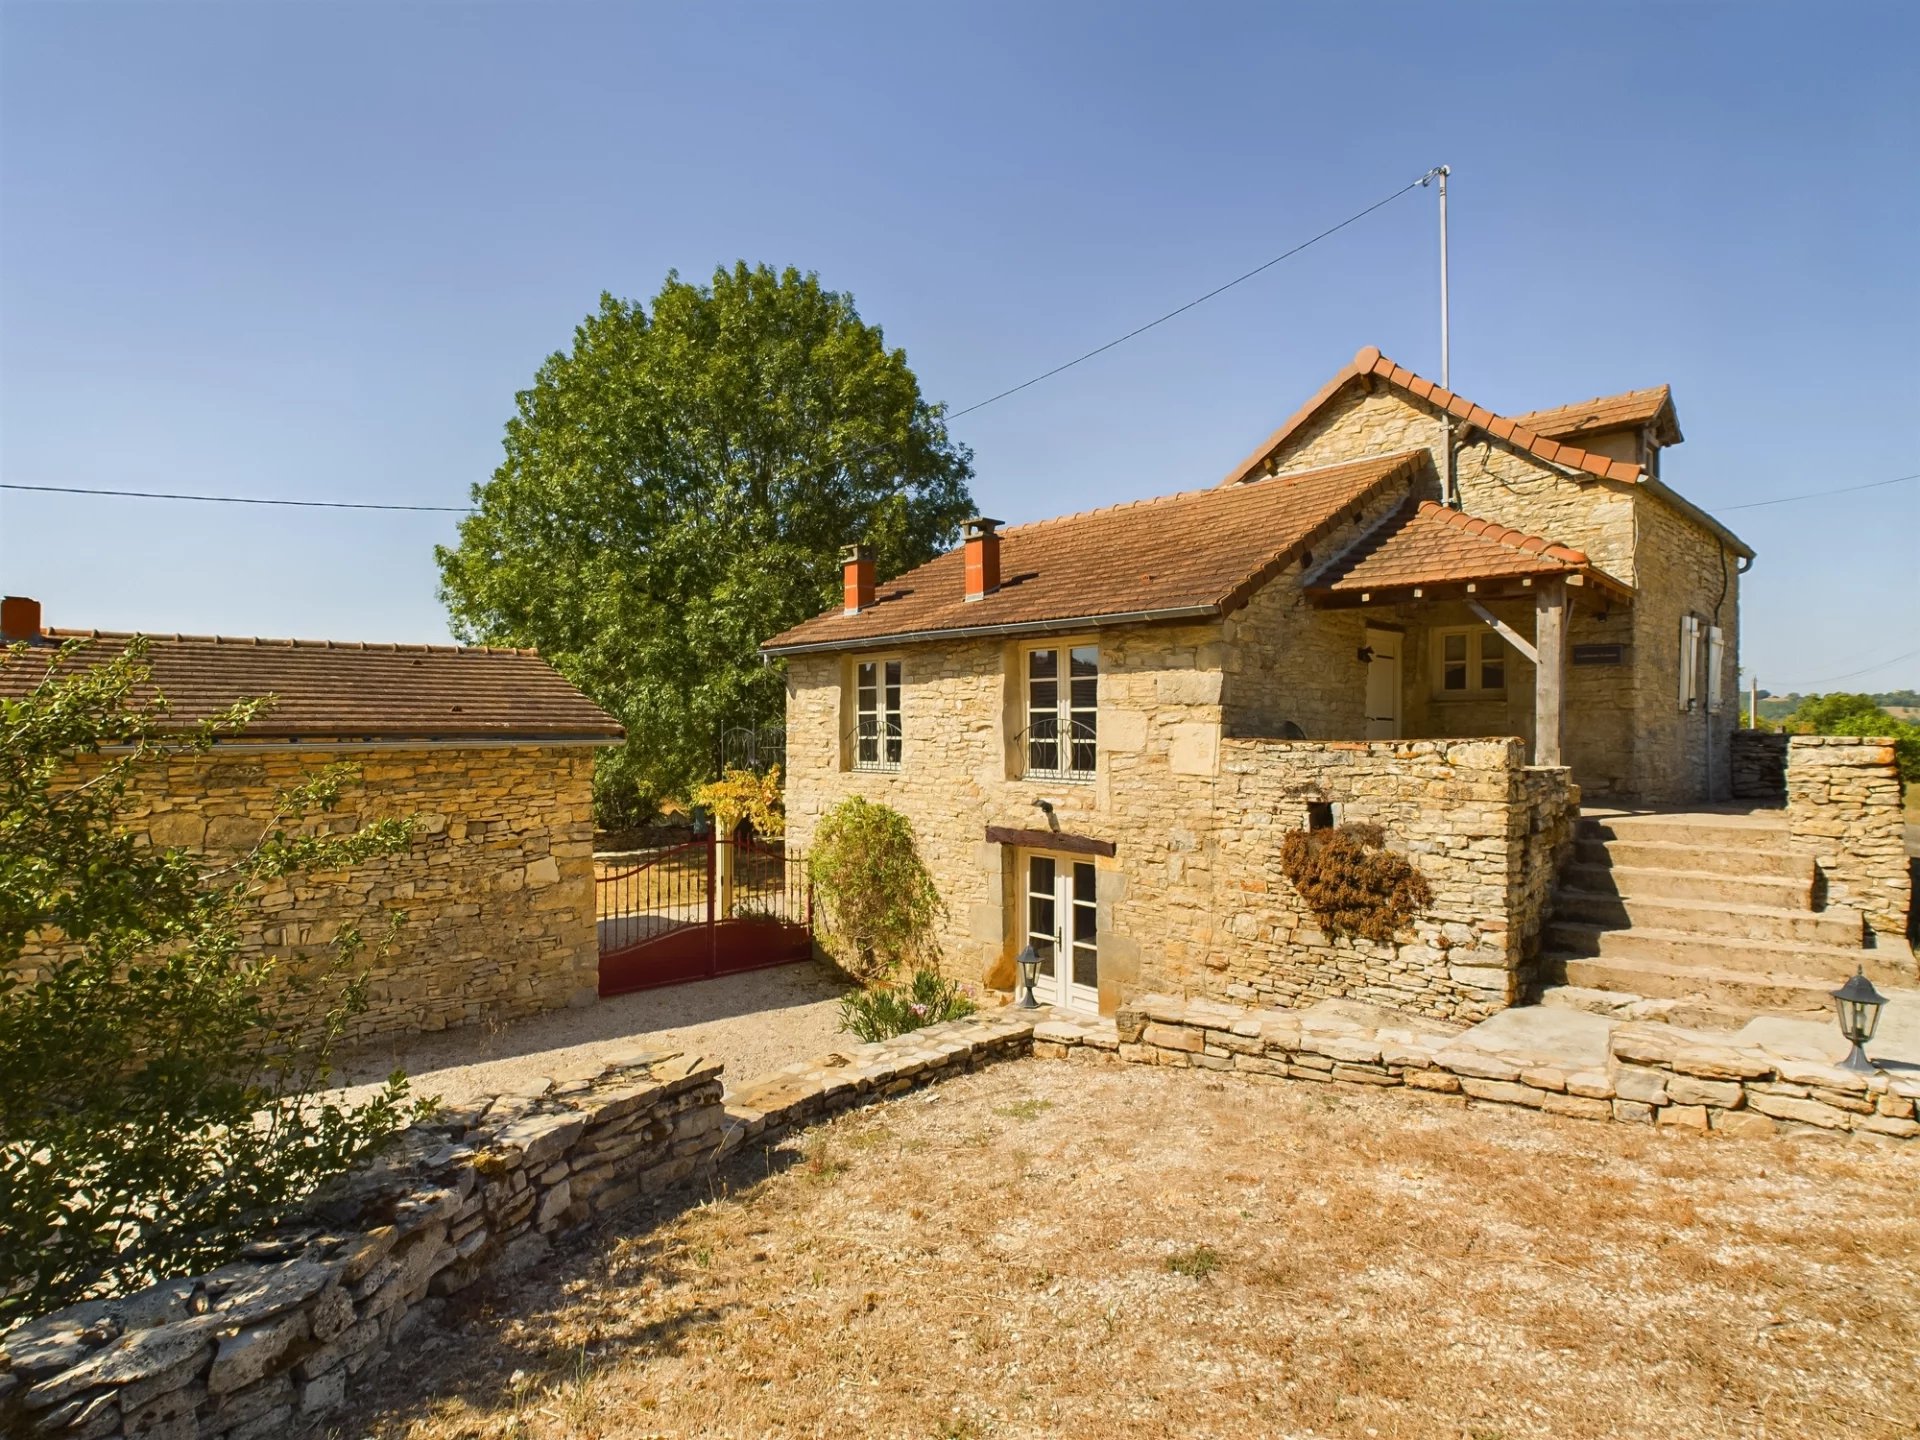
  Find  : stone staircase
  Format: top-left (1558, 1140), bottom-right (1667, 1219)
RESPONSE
top-left (1541, 807), bottom-right (1900, 1027)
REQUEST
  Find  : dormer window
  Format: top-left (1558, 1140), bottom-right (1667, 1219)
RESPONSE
top-left (1025, 643), bottom-right (1097, 780)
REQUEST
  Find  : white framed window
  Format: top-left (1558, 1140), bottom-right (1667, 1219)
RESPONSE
top-left (1432, 627), bottom-right (1506, 697)
top-left (853, 657), bottom-right (902, 770)
top-left (1023, 642), bottom-right (1097, 780)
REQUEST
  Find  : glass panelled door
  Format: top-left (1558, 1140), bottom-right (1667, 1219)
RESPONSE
top-left (1025, 854), bottom-right (1099, 1012)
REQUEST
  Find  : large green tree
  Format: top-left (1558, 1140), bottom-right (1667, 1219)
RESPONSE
top-left (437, 263), bottom-right (976, 818)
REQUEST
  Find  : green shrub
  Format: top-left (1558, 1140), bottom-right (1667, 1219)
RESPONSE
top-left (807, 796), bottom-right (943, 980)
top-left (1782, 692), bottom-right (1920, 788)
top-left (838, 967), bottom-right (977, 1043)
top-left (1279, 821), bottom-right (1432, 943)
top-left (0, 638), bottom-right (431, 1322)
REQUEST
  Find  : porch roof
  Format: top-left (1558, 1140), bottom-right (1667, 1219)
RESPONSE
top-left (1303, 500), bottom-right (1631, 604)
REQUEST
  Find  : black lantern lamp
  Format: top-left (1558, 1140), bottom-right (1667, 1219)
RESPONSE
top-left (1831, 967), bottom-right (1888, 1074)
top-left (1014, 945), bottom-right (1042, 1010)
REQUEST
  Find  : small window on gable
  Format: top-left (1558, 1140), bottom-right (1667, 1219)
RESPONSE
top-left (1434, 628), bottom-right (1507, 697)
top-left (853, 658), bottom-right (902, 770)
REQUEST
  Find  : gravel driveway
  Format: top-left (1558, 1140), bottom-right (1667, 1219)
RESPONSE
top-left (330, 963), bottom-right (854, 1107)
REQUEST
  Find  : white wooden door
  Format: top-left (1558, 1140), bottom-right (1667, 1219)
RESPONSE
top-left (1024, 854), bottom-right (1099, 1012)
top-left (1364, 627), bottom-right (1401, 740)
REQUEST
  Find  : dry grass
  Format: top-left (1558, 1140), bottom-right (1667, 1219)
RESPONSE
top-left (347, 1062), bottom-right (1920, 1440)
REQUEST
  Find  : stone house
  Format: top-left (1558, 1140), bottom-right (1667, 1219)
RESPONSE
top-left (2, 598), bottom-right (624, 1046)
top-left (763, 347), bottom-right (1764, 1022)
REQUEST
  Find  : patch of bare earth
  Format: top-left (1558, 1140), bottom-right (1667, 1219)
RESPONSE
top-left (347, 1061), bottom-right (1920, 1440)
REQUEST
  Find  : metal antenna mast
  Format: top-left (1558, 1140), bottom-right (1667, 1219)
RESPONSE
top-left (1420, 166), bottom-right (1455, 501)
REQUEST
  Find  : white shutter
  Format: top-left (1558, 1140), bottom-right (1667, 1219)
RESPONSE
top-left (1706, 626), bottom-right (1726, 714)
top-left (1678, 615), bottom-right (1699, 712)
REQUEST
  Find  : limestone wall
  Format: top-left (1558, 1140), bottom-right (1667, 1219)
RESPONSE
top-left (0, 1016), bottom-right (1035, 1440)
top-left (13, 745), bottom-right (602, 1047)
top-left (783, 620), bottom-right (1230, 1008)
top-left (1263, 377), bottom-right (1744, 802)
top-left (1627, 494), bottom-right (1741, 803)
top-left (1032, 993), bottom-right (1920, 1144)
top-left (786, 619), bottom-right (1577, 1024)
top-left (1209, 738), bottom-right (1571, 1022)
top-left (1787, 736), bottom-right (1912, 953)
top-left (1267, 382), bottom-right (1640, 582)
top-left (1731, 729), bottom-right (1789, 800)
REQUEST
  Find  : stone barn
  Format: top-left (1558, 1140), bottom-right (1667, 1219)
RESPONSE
top-left (2, 598), bottom-right (624, 1046)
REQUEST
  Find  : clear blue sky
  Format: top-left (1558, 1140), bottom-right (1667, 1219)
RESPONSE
top-left (3, 2), bottom-right (1915, 694)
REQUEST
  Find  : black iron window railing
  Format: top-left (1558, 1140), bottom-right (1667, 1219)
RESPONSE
top-left (1015, 715), bottom-right (1098, 781)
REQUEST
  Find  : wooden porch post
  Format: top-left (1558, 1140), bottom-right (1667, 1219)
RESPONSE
top-left (1534, 578), bottom-right (1570, 766)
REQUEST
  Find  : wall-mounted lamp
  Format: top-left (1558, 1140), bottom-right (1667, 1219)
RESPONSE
top-left (1356, 645), bottom-right (1375, 665)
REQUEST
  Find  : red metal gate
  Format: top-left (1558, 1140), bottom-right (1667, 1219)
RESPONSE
top-left (596, 835), bottom-right (813, 996)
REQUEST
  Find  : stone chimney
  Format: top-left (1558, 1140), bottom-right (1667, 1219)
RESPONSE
top-left (1, 595), bottom-right (43, 642)
top-left (841, 544), bottom-right (875, 615)
top-left (963, 518), bottom-right (1003, 602)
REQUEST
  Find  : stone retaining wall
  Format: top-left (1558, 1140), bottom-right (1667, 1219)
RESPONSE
top-left (1210, 738), bottom-right (1574, 1021)
top-left (1730, 729), bottom-right (1788, 800)
top-left (0, 1015), bottom-right (1034, 1440)
top-left (1786, 735), bottom-right (1911, 952)
top-left (1032, 994), bottom-right (1919, 1144)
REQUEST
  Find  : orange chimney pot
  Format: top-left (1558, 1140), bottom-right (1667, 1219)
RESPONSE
top-left (841, 544), bottom-right (875, 615)
top-left (962, 517), bottom-right (1002, 602)
top-left (1, 595), bottom-right (42, 643)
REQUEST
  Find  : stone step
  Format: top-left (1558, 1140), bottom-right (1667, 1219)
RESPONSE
top-left (1552, 890), bottom-right (1861, 947)
top-left (1544, 921), bottom-right (1874, 982)
top-left (1570, 836), bottom-right (1813, 879)
top-left (1576, 811), bottom-right (1791, 850)
top-left (1559, 862), bottom-right (1813, 909)
top-left (1548, 950), bottom-right (1847, 1016)
top-left (1537, 982), bottom-right (1819, 1032)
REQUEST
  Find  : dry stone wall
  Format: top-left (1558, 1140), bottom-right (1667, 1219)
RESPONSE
top-left (1034, 994), bottom-right (1920, 1144)
top-left (1787, 736), bottom-right (1912, 953)
top-left (12, 745), bottom-right (601, 1048)
top-left (1731, 729), bottom-right (1789, 800)
top-left (0, 1016), bottom-right (1034, 1440)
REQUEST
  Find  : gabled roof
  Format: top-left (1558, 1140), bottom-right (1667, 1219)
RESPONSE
top-left (0, 630), bottom-right (625, 742)
top-left (1511, 385), bottom-right (1683, 447)
top-left (1220, 346), bottom-right (1649, 488)
top-left (1304, 500), bottom-right (1616, 599)
top-left (762, 451), bottom-right (1427, 655)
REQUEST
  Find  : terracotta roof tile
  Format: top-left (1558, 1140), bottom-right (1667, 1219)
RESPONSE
top-left (1511, 385), bottom-right (1681, 445)
top-left (1219, 346), bottom-right (1650, 489)
top-left (763, 451), bottom-right (1428, 653)
top-left (1305, 500), bottom-right (1595, 595)
top-left (0, 630), bottom-right (624, 741)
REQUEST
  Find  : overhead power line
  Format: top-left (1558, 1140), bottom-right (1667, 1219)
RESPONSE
top-left (946, 170), bottom-right (1439, 418)
top-left (0, 482), bottom-right (471, 513)
top-left (1720, 471), bottom-right (1920, 511)
top-left (1777, 646), bottom-right (1920, 689)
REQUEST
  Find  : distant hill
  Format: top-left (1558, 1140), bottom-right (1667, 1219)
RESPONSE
top-left (1750, 689), bottom-right (1918, 723)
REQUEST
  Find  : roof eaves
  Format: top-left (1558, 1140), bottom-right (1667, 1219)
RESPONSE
top-left (760, 603), bottom-right (1224, 658)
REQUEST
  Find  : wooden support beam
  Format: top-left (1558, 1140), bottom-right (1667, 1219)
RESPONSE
top-left (1534, 578), bottom-right (1570, 767)
top-left (1466, 599), bottom-right (1538, 664)
top-left (984, 825), bottom-right (1117, 858)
